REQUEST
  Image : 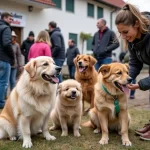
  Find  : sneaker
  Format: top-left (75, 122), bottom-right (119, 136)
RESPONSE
top-left (140, 130), bottom-right (150, 141)
top-left (135, 122), bottom-right (150, 136)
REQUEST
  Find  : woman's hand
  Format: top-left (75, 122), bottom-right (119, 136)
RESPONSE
top-left (127, 84), bottom-right (139, 90)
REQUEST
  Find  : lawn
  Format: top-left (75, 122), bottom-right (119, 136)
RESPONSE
top-left (0, 108), bottom-right (150, 150)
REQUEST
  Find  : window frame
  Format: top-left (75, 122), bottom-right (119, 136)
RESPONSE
top-left (53, 0), bottom-right (62, 9)
top-left (66, 0), bottom-right (75, 13)
top-left (87, 3), bottom-right (95, 18)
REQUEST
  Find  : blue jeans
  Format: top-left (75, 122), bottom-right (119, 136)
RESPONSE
top-left (0, 61), bottom-right (11, 108)
top-left (95, 57), bottom-right (112, 71)
top-left (10, 68), bottom-right (17, 91)
top-left (53, 59), bottom-right (64, 83)
top-left (68, 65), bottom-right (75, 79)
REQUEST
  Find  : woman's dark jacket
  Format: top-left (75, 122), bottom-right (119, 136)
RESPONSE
top-left (21, 38), bottom-right (34, 64)
top-left (128, 31), bottom-right (150, 91)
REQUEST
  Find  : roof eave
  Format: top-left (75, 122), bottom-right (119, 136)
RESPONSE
top-left (94, 0), bottom-right (122, 9)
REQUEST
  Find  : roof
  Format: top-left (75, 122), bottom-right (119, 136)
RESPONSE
top-left (97, 0), bottom-right (125, 9)
top-left (30, 0), bottom-right (56, 6)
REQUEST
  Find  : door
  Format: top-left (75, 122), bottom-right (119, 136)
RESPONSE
top-left (11, 27), bottom-right (22, 46)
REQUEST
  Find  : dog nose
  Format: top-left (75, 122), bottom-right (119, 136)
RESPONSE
top-left (55, 66), bottom-right (61, 73)
top-left (78, 61), bottom-right (82, 65)
top-left (127, 77), bottom-right (132, 84)
top-left (72, 91), bottom-right (76, 95)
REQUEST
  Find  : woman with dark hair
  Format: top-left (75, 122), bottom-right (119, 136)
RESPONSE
top-left (115, 3), bottom-right (150, 140)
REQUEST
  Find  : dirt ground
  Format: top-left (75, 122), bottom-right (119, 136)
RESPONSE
top-left (128, 70), bottom-right (150, 110)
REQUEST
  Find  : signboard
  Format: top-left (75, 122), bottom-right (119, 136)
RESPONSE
top-left (0, 10), bottom-right (26, 27)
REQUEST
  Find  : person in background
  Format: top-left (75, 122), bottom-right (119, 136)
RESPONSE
top-left (48, 21), bottom-right (65, 83)
top-left (0, 12), bottom-right (14, 109)
top-left (21, 31), bottom-right (34, 64)
top-left (115, 3), bottom-right (150, 140)
top-left (119, 51), bottom-right (127, 62)
top-left (92, 18), bottom-right (120, 71)
top-left (9, 31), bottom-right (23, 91)
top-left (66, 39), bottom-right (80, 79)
top-left (123, 51), bottom-right (136, 99)
top-left (28, 30), bottom-right (52, 60)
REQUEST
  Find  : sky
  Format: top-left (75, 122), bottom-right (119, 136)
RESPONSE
top-left (124, 0), bottom-right (150, 11)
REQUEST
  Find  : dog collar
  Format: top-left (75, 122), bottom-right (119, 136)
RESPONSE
top-left (102, 84), bottom-right (120, 117)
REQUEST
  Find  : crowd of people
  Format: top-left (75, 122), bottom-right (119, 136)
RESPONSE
top-left (0, 2), bottom-right (150, 141)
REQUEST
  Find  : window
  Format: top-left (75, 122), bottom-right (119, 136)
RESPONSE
top-left (87, 3), bottom-right (94, 18)
top-left (69, 33), bottom-right (78, 46)
top-left (97, 6), bottom-right (103, 18)
top-left (86, 37), bottom-right (93, 51)
top-left (66, 0), bottom-right (74, 12)
top-left (53, 0), bottom-right (61, 9)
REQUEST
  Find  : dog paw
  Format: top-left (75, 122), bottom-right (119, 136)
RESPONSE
top-left (49, 126), bottom-right (56, 131)
top-left (45, 134), bottom-right (56, 141)
top-left (99, 139), bottom-right (108, 145)
top-left (38, 129), bottom-right (42, 134)
top-left (122, 140), bottom-right (132, 146)
top-left (94, 129), bottom-right (100, 134)
top-left (61, 132), bottom-right (68, 137)
top-left (10, 136), bottom-right (17, 141)
top-left (22, 140), bottom-right (33, 148)
top-left (74, 132), bottom-right (81, 137)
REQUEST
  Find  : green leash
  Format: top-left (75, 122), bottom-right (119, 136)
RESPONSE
top-left (102, 84), bottom-right (120, 117)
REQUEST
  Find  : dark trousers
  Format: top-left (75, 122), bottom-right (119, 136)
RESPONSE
top-left (53, 59), bottom-right (64, 83)
top-left (68, 65), bottom-right (75, 79)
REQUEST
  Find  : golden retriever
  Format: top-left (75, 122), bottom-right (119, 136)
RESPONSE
top-left (73, 54), bottom-right (98, 113)
top-left (0, 56), bottom-right (61, 148)
top-left (84, 63), bottom-right (132, 146)
top-left (50, 79), bottom-right (82, 137)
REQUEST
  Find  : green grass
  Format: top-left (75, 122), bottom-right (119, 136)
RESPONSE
top-left (0, 108), bottom-right (150, 150)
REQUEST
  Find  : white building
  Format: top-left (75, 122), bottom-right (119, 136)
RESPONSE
top-left (0, 0), bottom-right (125, 61)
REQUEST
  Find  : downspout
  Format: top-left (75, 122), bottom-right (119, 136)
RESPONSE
top-left (110, 8), bottom-right (117, 29)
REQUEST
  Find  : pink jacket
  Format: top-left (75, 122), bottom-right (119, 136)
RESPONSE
top-left (28, 42), bottom-right (52, 60)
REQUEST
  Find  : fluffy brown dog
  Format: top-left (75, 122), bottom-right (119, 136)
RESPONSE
top-left (74, 54), bottom-right (98, 113)
top-left (84, 63), bottom-right (132, 146)
top-left (50, 79), bottom-right (82, 137)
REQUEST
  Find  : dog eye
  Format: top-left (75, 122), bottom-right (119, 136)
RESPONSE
top-left (117, 71), bottom-right (122, 75)
top-left (66, 88), bottom-right (69, 91)
top-left (43, 62), bottom-right (49, 66)
top-left (84, 59), bottom-right (87, 61)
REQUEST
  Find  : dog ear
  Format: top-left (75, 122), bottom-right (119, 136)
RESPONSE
top-left (98, 64), bottom-right (111, 78)
top-left (124, 63), bottom-right (129, 70)
top-left (73, 55), bottom-right (80, 66)
top-left (89, 55), bottom-right (97, 67)
top-left (24, 59), bottom-right (37, 78)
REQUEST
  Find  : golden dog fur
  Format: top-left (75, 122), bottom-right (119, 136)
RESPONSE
top-left (74, 54), bottom-right (98, 113)
top-left (50, 79), bottom-right (82, 137)
top-left (0, 56), bottom-right (61, 148)
top-left (83, 63), bottom-right (131, 146)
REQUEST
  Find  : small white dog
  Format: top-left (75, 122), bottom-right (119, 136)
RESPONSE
top-left (0, 56), bottom-right (61, 148)
top-left (50, 79), bottom-right (82, 137)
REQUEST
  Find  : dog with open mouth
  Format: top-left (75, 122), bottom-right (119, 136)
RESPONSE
top-left (73, 54), bottom-right (98, 114)
top-left (83, 62), bottom-right (132, 146)
top-left (0, 56), bottom-right (61, 148)
top-left (50, 79), bottom-right (82, 137)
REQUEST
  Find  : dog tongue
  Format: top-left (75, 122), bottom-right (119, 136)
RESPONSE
top-left (51, 77), bottom-right (59, 83)
top-left (122, 85), bottom-right (129, 94)
top-left (79, 68), bottom-right (84, 72)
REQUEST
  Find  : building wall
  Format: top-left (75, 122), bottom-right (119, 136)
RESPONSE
top-left (0, 0), bottom-right (121, 61)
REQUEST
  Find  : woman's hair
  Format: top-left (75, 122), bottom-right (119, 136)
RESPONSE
top-left (115, 3), bottom-right (150, 34)
top-left (36, 30), bottom-right (51, 46)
